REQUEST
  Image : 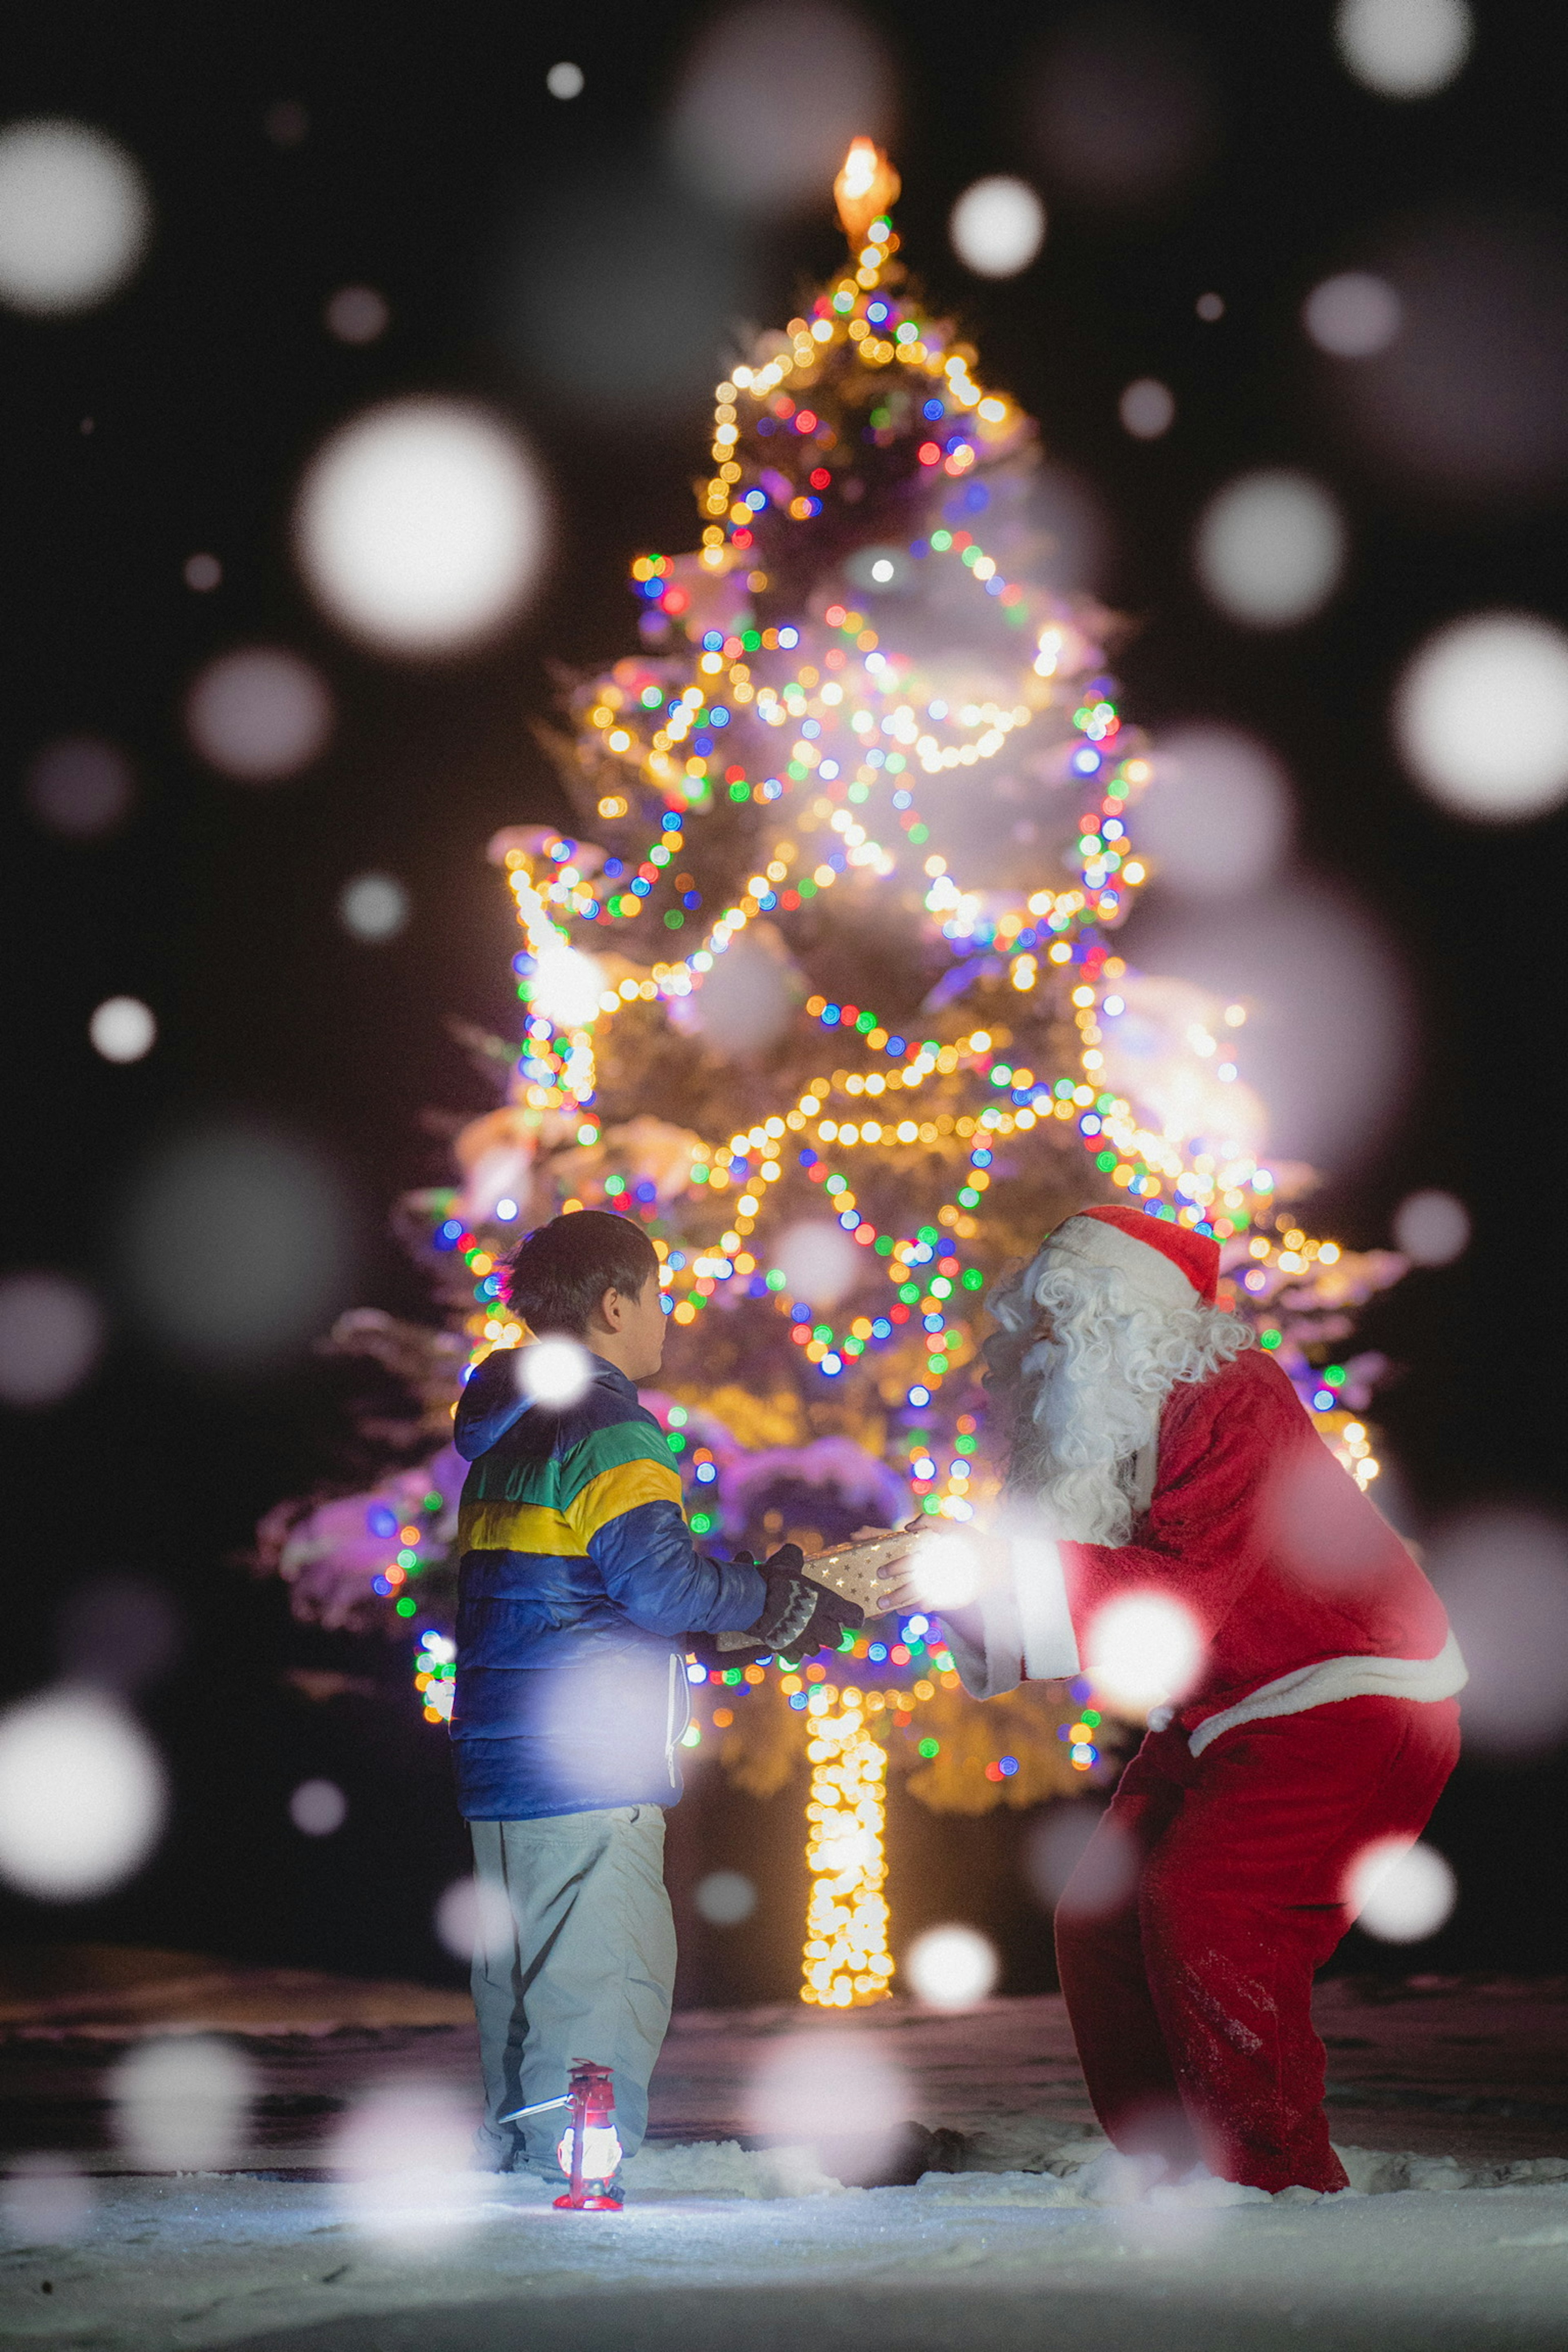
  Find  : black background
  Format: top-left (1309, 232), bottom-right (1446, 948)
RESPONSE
top-left (2, 0), bottom-right (1566, 2000)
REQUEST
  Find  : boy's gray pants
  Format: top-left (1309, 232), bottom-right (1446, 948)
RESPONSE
top-left (469, 1804), bottom-right (676, 2177)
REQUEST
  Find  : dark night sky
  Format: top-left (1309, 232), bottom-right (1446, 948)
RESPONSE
top-left (3, 0), bottom-right (1566, 1993)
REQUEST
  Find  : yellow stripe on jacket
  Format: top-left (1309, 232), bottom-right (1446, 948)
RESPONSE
top-left (568, 1456), bottom-right (685, 1545)
top-left (456, 1499), bottom-right (583, 1556)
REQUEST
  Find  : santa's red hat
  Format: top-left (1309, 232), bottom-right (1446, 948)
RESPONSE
top-left (1047, 1204), bottom-right (1221, 1307)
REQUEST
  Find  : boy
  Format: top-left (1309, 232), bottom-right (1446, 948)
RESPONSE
top-left (451, 1208), bottom-right (856, 2193)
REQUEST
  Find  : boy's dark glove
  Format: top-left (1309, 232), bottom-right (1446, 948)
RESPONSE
top-left (684, 1545), bottom-right (864, 1668)
top-left (748, 1544), bottom-right (864, 1661)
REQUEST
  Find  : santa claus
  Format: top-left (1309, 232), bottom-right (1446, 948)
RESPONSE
top-left (884, 1205), bottom-right (1466, 2197)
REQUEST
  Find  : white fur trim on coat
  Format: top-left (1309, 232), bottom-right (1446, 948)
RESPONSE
top-left (1180, 1629), bottom-right (1469, 1757)
top-left (943, 1532), bottom-right (1081, 1700)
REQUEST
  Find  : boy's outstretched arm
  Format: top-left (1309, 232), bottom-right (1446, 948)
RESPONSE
top-left (566, 1425), bottom-right (766, 1636)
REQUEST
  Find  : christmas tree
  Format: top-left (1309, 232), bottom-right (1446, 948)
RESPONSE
top-left (261, 145), bottom-right (1404, 2009)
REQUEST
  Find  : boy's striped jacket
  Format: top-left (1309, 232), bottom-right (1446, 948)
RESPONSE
top-left (449, 1349), bottom-right (766, 1820)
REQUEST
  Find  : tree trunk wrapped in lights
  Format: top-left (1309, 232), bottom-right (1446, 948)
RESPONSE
top-left (259, 148), bottom-right (1408, 2007)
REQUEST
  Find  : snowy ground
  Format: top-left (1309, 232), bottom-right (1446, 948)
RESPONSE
top-left (5, 1953), bottom-right (1568, 2349)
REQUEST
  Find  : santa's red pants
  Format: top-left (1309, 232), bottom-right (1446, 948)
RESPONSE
top-left (1055, 1694), bottom-right (1461, 2194)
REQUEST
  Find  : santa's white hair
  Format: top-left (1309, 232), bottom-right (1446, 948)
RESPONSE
top-left (986, 1228), bottom-right (1253, 1546)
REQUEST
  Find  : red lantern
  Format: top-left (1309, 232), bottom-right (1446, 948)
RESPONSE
top-left (502, 2060), bottom-right (622, 2212)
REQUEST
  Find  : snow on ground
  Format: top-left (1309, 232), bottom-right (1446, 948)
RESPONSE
top-left (7, 1959), bottom-right (1568, 2348)
top-left (7, 2154), bottom-right (1568, 2352)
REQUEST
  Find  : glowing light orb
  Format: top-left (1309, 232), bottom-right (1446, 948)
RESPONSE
top-left (186, 646), bottom-right (335, 781)
top-left (546, 62), bottom-right (585, 99)
top-left (294, 397), bottom-right (549, 656)
top-left (324, 284), bottom-right (389, 344)
top-left (0, 120), bottom-right (151, 314)
top-left (1346, 1837), bottom-right (1457, 1942)
top-left (517, 1336), bottom-right (594, 1411)
top-left (0, 1272), bottom-right (105, 1407)
top-left (526, 941), bottom-right (606, 1028)
top-left (112, 2035), bottom-right (255, 2169)
top-left (89, 995), bottom-right (156, 1063)
top-left (1394, 613), bottom-right (1568, 821)
top-left (1393, 1188), bottom-right (1470, 1265)
top-left (772, 1219), bottom-right (861, 1310)
top-left (434, 1874), bottom-right (517, 1962)
top-left (695, 1869), bottom-right (757, 1925)
top-left (1334, 0), bottom-right (1472, 98)
top-left (1119, 378), bottom-right (1175, 439)
top-left (949, 177), bottom-right (1046, 279)
top-left (1303, 271), bottom-right (1403, 356)
top-left (667, 2), bottom-right (892, 216)
top-left (122, 1124), bottom-right (354, 1368)
top-left (338, 872), bottom-right (410, 942)
top-left (1194, 470), bottom-right (1347, 629)
top-left (1086, 1592), bottom-right (1205, 1714)
top-left (1139, 725), bottom-right (1292, 896)
top-left (290, 1777), bottom-right (347, 1835)
top-left (0, 1688), bottom-right (166, 1898)
top-left (910, 1535), bottom-right (984, 1612)
top-left (25, 736), bottom-right (135, 837)
top-left (903, 1923), bottom-right (999, 2009)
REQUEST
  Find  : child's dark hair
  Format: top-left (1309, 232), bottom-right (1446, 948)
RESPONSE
top-left (504, 1210), bottom-right (659, 1337)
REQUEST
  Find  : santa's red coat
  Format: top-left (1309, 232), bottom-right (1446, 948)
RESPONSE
top-left (1061, 1348), bottom-right (1452, 1734)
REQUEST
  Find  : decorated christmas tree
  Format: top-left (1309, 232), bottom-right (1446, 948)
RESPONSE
top-left (261, 145), bottom-right (1404, 2008)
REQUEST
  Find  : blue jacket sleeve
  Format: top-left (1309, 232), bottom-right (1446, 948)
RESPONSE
top-left (588, 1500), bottom-right (767, 1639)
top-left (453, 1351), bottom-right (529, 1462)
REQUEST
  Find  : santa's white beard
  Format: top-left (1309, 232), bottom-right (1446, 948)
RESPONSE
top-left (990, 1252), bottom-right (1253, 1546)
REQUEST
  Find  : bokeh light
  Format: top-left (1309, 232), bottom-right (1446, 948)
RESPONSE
top-left (1029, 4), bottom-right (1212, 211)
top-left (909, 1533), bottom-right (984, 1612)
top-left (517, 1335), bottom-right (594, 1411)
top-left (120, 1124), bottom-right (355, 1368)
top-left (0, 1687), bottom-right (165, 1899)
top-left (695, 1868), bottom-right (757, 1925)
top-left (744, 2029), bottom-right (905, 2169)
top-left (1194, 470), bottom-right (1347, 629)
top-left (526, 941), bottom-right (605, 1029)
top-left (1261, 1440), bottom-right (1400, 1592)
top-left (434, 1875), bottom-right (516, 1962)
top-left (771, 1219), bottom-right (861, 1311)
top-left (0, 120), bottom-right (151, 314)
top-left (331, 2082), bottom-right (484, 2241)
top-left (58, 1574), bottom-right (182, 1696)
top-left (183, 552), bottom-right (221, 592)
top-left (903, 1923), bottom-right (998, 2009)
top-left (1127, 876), bottom-right (1411, 1167)
top-left (1394, 613), bottom-right (1568, 821)
top-left (673, 922), bottom-right (799, 1057)
top-left (546, 62), bottom-right (585, 100)
top-left (948, 177), bottom-right (1045, 279)
top-left (1334, 0), bottom-right (1472, 98)
top-left (1086, 1592), bottom-right (1205, 1714)
top-left (1346, 1837), bottom-right (1457, 1942)
top-left (1137, 725), bottom-right (1292, 897)
top-left (0, 1272), bottom-right (105, 1407)
top-left (1327, 214), bottom-right (1568, 504)
top-left (290, 1778), bottom-right (348, 1836)
top-left (1303, 271), bottom-right (1403, 356)
top-left (1428, 1511), bottom-right (1568, 1757)
top-left (185, 646), bottom-right (335, 782)
top-left (1025, 1803), bottom-right (1137, 1919)
top-left (1393, 1188), bottom-right (1470, 1265)
top-left (0, 2157), bottom-right (93, 2243)
top-left (25, 736), bottom-right (135, 838)
top-left (112, 2036), bottom-right (256, 2169)
top-left (338, 872), bottom-right (410, 942)
top-left (89, 995), bottom-right (156, 1063)
top-left (294, 397), bottom-right (548, 656)
top-left (1119, 377), bottom-right (1175, 439)
top-left (666, 1), bottom-right (892, 215)
top-left (324, 285), bottom-right (389, 344)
